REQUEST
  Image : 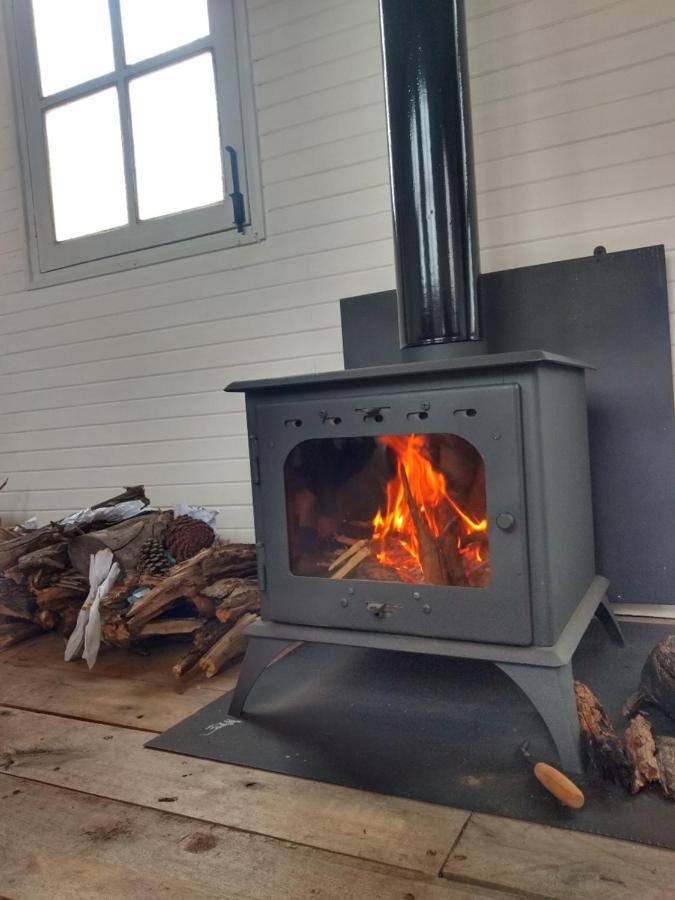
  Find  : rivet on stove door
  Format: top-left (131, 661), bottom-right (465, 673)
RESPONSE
top-left (340, 597), bottom-right (349, 608)
top-left (413, 592), bottom-right (421, 600)
top-left (347, 587), bottom-right (355, 595)
top-left (422, 604), bottom-right (432, 614)
top-left (492, 431), bottom-right (502, 440)
top-left (496, 512), bottom-right (516, 531)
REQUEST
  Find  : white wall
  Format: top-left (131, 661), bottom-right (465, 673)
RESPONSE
top-left (0, 0), bottom-right (673, 539)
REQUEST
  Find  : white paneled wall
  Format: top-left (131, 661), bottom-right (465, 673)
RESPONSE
top-left (0, 0), bottom-right (673, 539)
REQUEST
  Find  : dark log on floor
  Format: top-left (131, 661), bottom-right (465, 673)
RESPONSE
top-left (623, 636), bottom-right (675, 722)
top-left (574, 681), bottom-right (632, 790)
top-left (0, 576), bottom-right (36, 621)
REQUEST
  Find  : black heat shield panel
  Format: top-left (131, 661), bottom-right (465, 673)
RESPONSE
top-left (340, 246), bottom-right (675, 603)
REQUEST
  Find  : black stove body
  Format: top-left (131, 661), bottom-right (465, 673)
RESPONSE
top-left (224, 0), bottom-right (624, 772)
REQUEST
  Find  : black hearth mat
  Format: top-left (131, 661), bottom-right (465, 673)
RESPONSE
top-left (148, 621), bottom-right (675, 848)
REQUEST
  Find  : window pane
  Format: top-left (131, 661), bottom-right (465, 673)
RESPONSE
top-left (31, 0), bottom-right (114, 96)
top-left (129, 54), bottom-right (224, 221)
top-left (120, 0), bottom-right (210, 64)
top-left (45, 89), bottom-right (128, 241)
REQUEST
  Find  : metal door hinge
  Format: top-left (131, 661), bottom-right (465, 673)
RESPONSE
top-left (255, 541), bottom-right (267, 591)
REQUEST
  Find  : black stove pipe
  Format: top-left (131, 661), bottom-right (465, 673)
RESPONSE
top-left (379, 0), bottom-right (481, 352)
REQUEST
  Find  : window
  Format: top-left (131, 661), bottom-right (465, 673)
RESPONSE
top-left (5, 0), bottom-right (262, 284)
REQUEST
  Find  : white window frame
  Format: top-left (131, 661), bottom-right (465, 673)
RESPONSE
top-left (3, 0), bottom-right (264, 286)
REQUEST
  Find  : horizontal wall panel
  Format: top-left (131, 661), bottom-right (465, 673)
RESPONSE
top-left (0, 0), bottom-right (672, 543)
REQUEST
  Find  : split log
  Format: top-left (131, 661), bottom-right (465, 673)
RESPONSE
top-left (192, 619), bottom-right (230, 652)
top-left (0, 576), bottom-right (36, 621)
top-left (330, 545), bottom-right (371, 580)
top-left (574, 681), bottom-right (632, 790)
top-left (172, 647), bottom-right (204, 679)
top-left (215, 597), bottom-right (260, 624)
top-left (202, 577), bottom-right (256, 600)
top-left (0, 617), bottom-right (41, 650)
top-left (198, 612), bottom-right (258, 678)
top-left (655, 736), bottom-right (675, 800)
top-left (623, 636), bottom-right (675, 722)
top-left (400, 467), bottom-right (449, 585)
top-left (624, 714), bottom-right (660, 793)
top-left (68, 510), bottom-right (173, 577)
top-left (16, 541), bottom-right (69, 573)
top-left (0, 523), bottom-right (64, 572)
top-left (126, 544), bottom-right (256, 631)
top-left (138, 618), bottom-right (205, 638)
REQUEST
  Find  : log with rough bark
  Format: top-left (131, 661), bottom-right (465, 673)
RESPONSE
top-left (138, 618), bottom-right (205, 638)
top-left (91, 485), bottom-right (150, 509)
top-left (624, 636), bottom-right (675, 722)
top-left (68, 510), bottom-right (173, 577)
top-left (0, 523), bottom-right (64, 572)
top-left (624, 714), bottom-right (660, 793)
top-left (172, 647), bottom-right (204, 679)
top-left (198, 612), bottom-right (258, 678)
top-left (574, 680), bottom-right (632, 790)
top-left (0, 576), bottom-right (36, 621)
top-left (655, 736), bottom-right (675, 800)
top-left (126, 544), bottom-right (256, 631)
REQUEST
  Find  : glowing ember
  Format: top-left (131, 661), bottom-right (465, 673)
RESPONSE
top-left (371, 434), bottom-right (489, 584)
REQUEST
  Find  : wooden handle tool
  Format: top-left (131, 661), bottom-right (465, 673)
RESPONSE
top-left (521, 742), bottom-right (585, 809)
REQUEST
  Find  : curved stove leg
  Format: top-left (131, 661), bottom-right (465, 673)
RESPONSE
top-left (228, 638), bottom-right (299, 718)
top-left (596, 596), bottom-right (626, 647)
top-left (496, 661), bottom-right (583, 774)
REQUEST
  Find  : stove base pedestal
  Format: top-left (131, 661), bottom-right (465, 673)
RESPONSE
top-left (227, 576), bottom-right (623, 773)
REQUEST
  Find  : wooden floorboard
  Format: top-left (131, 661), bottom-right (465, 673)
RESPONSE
top-left (443, 813), bottom-right (675, 900)
top-left (0, 776), bottom-right (516, 900)
top-left (3, 631), bottom-right (675, 899)
top-left (0, 706), bottom-right (468, 877)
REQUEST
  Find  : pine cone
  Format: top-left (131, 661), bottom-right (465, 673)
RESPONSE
top-left (136, 538), bottom-right (171, 576)
top-left (164, 515), bottom-right (215, 562)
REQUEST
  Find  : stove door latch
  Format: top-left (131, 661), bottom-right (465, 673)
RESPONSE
top-left (366, 601), bottom-right (396, 619)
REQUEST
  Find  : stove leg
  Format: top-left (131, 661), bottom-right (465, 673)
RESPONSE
top-left (496, 661), bottom-right (583, 774)
top-left (228, 638), bottom-right (299, 718)
top-left (596, 596), bottom-right (626, 646)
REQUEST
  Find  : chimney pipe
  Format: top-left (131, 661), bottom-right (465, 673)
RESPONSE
top-left (378, 0), bottom-right (482, 355)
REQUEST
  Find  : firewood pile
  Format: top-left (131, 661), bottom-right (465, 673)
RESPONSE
top-left (575, 639), bottom-right (675, 802)
top-left (0, 483), bottom-right (260, 679)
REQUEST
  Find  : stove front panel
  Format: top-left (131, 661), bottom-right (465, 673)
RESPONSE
top-left (250, 383), bottom-right (532, 645)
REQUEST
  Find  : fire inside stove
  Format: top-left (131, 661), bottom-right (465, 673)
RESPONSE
top-left (284, 433), bottom-right (490, 587)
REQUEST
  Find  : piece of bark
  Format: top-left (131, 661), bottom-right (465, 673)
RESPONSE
top-left (199, 613), bottom-right (258, 678)
top-left (623, 636), bottom-right (675, 722)
top-left (16, 540), bottom-right (69, 573)
top-left (173, 647), bottom-right (204, 679)
top-left (91, 485), bottom-right (150, 509)
top-left (201, 577), bottom-right (255, 600)
top-left (215, 596), bottom-right (260, 624)
top-left (400, 467), bottom-right (449, 585)
top-left (138, 618), bottom-right (205, 637)
top-left (190, 593), bottom-right (216, 618)
top-left (0, 576), bottom-right (36, 621)
top-left (35, 609), bottom-right (58, 631)
top-left (126, 544), bottom-right (257, 630)
top-left (574, 680), bottom-right (632, 790)
top-left (624, 714), bottom-right (660, 793)
top-left (102, 615), bottom-right (132, 647)
top-left (0, 619), bottom-right (41, 650)
top-left (655, 736), bottom-right (675, 800)
top-left (68, 510), bottom-right (173, 577)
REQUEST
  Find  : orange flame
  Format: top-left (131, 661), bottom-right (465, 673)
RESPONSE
top-left (371, 434), bottom-right (488, 582)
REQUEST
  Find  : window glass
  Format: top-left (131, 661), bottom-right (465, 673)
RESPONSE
top-left (31, 0), bottom-right (114, 96)
top-left (120, 0), bottom-right (210, 64)
top-left (45, 89), bottom-right (128, 241)
top-left (129, 54), bottom-right (224, 220)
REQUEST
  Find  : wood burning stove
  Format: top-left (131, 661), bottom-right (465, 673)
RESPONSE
top-left (224, 0), bottom-right (624, 772)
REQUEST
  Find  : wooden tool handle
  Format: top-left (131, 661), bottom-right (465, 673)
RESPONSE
top-left (533, 762), bottom-right (585, 809)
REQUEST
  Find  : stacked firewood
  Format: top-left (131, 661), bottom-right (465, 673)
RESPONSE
top-left (0, 484), bottom-right (260, 678)
top-left (101, 542), bottom-right (259, 679)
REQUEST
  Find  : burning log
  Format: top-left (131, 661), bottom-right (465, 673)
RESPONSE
top-left (400, 467), bottom-right (449, 585)
top-left (574, 681), bottom-right (632, 790)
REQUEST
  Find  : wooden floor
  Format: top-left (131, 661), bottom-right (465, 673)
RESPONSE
top-left (1, 634), bottom-right (674, 899)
